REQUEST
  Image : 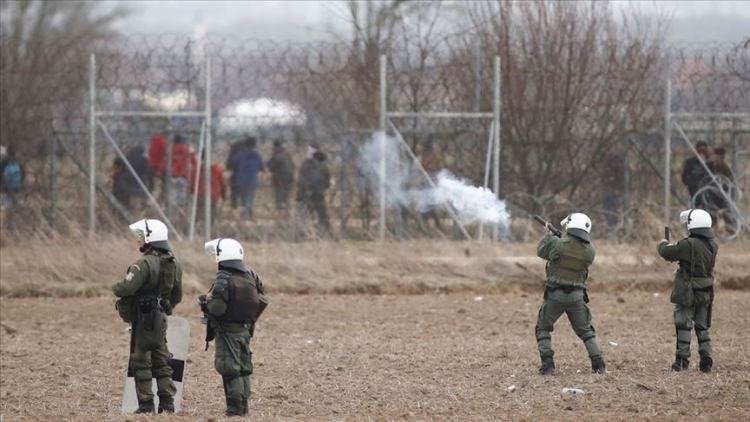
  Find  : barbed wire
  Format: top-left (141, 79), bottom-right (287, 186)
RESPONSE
top-left (1, 33), bottom-right (748, 239)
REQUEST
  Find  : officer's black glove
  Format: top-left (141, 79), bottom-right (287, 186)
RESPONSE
top-left (197, 295), bottom-right (209, 314)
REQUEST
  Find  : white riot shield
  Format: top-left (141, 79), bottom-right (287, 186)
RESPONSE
top-left (122, 316), bottom-right (190, 413)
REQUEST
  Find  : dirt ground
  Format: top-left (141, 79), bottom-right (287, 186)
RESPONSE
top-left (1, 292), bottom-right (749, 421)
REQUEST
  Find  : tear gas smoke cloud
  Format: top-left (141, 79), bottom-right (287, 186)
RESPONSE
top-left (358, 132), bottom-right (510, 227)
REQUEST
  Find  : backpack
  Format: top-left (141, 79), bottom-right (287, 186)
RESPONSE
top-left (2, 161), bottom-right (22, 191)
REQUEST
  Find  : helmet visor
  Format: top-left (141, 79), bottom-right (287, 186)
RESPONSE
top-left (204, 238), bottom-right (221, 256)
top-left (128, 219), bottom-right (148, 238)
top-left (679, 210), bottom-right (691, 224)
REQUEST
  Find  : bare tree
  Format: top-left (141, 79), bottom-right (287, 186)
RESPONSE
top-left (0, 1), bottom-right (125, 159)
top-left (464, 1), bottom-right (666, 212)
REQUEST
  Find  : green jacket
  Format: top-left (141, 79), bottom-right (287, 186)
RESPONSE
top-left (537, 234), bottom-right (595, 288)
top-left (112, 249), bottom-right (183, 307)
top-left (657, 237), bottom-right (718, 289)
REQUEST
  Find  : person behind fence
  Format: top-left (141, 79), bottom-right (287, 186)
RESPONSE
top-left (226, 139), bottom-right (245, 209)
top-left (534, 213), bottom-right (606, 375)
top-left (159, 134), bottom-right (196, 212)
top-left (419, 140), bottom-right (443, 230)
top-left (199, 238), bottom-right (268, 417)
top-left (229, 137), bottom-right (265, 219)
top-left (681, 141), bottom-right (714, 209)
top-left (148, 134), bottom-right (167, 196)
top-left (113, 145), bottom-right (155, 212)
top-left (657, 209), bottom-right (718, 373)
top-left (711, 146), bottom-right (736, 232)
top-left (112, 218), bottom-right (184, 413)
top-left (266, 139), bottom-right (295, 212)
top-left (1, 145), bottom-right (24, 211)
top-left (191, 150), bottom-right (227, 225)
top-left (297, 148), bottom-right (331, 233)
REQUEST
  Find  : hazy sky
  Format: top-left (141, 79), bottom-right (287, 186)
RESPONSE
top-left (108, 1), bottom-right (749, 44)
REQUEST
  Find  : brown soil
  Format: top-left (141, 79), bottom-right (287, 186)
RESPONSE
top-left (2, 292), bottom-right (749, 421)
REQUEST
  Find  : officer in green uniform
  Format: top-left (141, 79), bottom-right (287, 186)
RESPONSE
top-left (113, 218), bottom-right (184, 413)
top-left (200, 238), bottom-right (267, 417)
top-left (657, 208), bottom-right (718, 373)
top-left (535, 213), bottom-right (606, 375)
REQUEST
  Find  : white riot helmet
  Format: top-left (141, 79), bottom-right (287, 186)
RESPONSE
top-left (679, 209), bottom-right (714, 238)
top-left (129, 219), bottom-right (170, 250)
top-left (560, 213), bottom-right (592, 243)
top-left (205, 238), bottom-right (248, 272)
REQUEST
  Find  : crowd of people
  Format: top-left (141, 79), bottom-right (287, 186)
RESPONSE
top-left (112, 134), bottom-right (332, 233)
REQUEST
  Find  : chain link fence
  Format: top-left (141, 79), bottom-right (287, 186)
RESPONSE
top-left (1, 33), bottom-right (748, 240)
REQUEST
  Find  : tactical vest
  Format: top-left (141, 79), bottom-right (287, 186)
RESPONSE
top-left (549, 239), bottom-right (589, 287)
top-left (683, 237), bottom-right (717, 289)
top-left (219, 273), bottom-right (261, 324)
top-left (140, 250), bottom-right (177, 298)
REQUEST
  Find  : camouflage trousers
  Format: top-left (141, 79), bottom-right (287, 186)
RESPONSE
top-left (215, 326), bottom-right (253, 403)
top-left (130, 313), bottom-right (176, 402)
top-left (535, 289), bottom-right (602, 358)
top-left (673, 303), bottom-right (712, 359)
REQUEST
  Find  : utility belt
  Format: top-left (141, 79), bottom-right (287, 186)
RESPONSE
top-left (132, 294), bottom-right (169, 351)
top-left (693, 285), bottom-right (713, 293)
top-left (220, 321), bottom-right (254, 331)
top-left (545, 285), bottom-right (584, 294)
top-left (545, 284), bottom-right (589, 303)
top-left (136, 295), bottom-right (164, 331)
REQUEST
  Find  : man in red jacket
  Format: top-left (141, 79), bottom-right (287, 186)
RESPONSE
top-left (157, 135), bottom-right (197, 216)
top-left (149, 134), bottom-right (166, 172)
top-left (192, 152), bottom-right (227, 225)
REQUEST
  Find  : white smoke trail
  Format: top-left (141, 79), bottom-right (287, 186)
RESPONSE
top-left (430, 170), bottom-right (510, 224)
top-left (357, 132), bottom-right (510, 227)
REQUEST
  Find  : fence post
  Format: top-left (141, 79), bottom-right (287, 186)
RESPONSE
top-left (204, 54), bottom-right (212, 240)
top-left (379, 54), bottom-right (387, 240)
top-left (165, 122), bottom-right (174, 221)
top-left (663, 55), bottom-right (672, 223)
top-left (88, 53), bottom-right (96, 234)
top-left (50, 136), bottom-right (57, 231)
top-left (492, 56), bottom-right (501, 241)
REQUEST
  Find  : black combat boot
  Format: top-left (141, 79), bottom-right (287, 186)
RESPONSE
top-left (134, 399), bottom-right (155, 414)
top-left (225, 398), bottom-right (243, 417)
top-left (591, 355), bottom-right (606, 374)
top-left (242, 397), bottom-right (249, 416)
top-left (157, 395), bottom-right (175, 414)
top-left (670, 357), bottom-right (690, 372)
top-left (699, 356), bottom-right (713, 374)
top-left (539, 356), bottom-right (555, 375)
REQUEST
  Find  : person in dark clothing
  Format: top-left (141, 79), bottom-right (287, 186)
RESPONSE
top-left (1, 145), bottom-right (24, 211)
top-left (681, 141), bottom-right (714, 209)
top-left (266, 139), bottom-right (295, 212)
top-left (297, 150), bottom-right (331, 233)
top-left (712, 147), bottom-right (736, 232)
top-left (419, 141), bottom-right (443, 230)
top-left (229, 137), bottom-right (265, 219)
top-left (226, 140), bottom-right (245, 209)
top-left (113, 146), bottom-right (155, 212)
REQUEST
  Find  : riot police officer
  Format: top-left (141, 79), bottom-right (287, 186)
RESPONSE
top-left (113, 218), bottom-right (184, 413)
top-left (534, 213), bottom-right (606, 375)
top-left (200, 238), bottom-right (267, 417)
top-left (658, 209), bottom-right (718, 373)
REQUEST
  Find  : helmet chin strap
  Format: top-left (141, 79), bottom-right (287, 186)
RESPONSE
top-left (144, 219), bottom-right (152, 242)
top-left (216, 237), bottom-right (223, 260)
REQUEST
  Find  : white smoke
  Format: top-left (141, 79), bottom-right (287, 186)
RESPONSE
top-left (358, 132), bottom-right (510, 227)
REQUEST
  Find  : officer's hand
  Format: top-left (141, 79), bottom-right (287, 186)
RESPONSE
top-left (545, 223), bottom-right (554, 235)
top-left (197, 294), bottom-right (207, 304)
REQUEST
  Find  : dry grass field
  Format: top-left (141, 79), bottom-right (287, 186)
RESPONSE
top-left (1, 238), bottom-right (750, 420)
top-left (1, 293), bottom-right (750, 421)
